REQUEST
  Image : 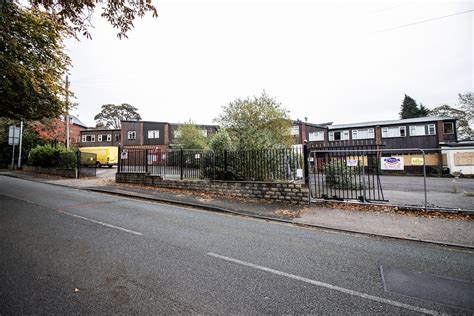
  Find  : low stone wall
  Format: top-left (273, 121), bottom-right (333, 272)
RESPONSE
top-left (22, 166), bottom-right (76, 178)
top-left (116, 173), bottom-right (309, 204)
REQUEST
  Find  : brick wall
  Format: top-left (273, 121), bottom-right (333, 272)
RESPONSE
top-left (116, 173), bottom-right (309, 204)
top-left (23, 166), bottom-right (76, 178)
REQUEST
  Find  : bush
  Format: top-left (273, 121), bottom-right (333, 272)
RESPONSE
top-left (322, 159), bottom-right (361, 189)
top-left (28, 145), bottom-right (76, 168)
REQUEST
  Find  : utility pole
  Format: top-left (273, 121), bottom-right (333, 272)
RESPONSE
top-left (66, 75), bottom-right (70, 149)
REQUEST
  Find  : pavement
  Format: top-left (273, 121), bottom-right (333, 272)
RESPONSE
top-left (1, 175), bottom-right (473, 314)
top-left (1, 170), bottom-right (473, 249)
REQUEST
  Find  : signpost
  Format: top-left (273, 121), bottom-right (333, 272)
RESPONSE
top-left (9, 125), bottom-right (21, 170)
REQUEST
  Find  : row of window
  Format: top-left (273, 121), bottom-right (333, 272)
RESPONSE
top-left (127, 129), bottom-right (210, 140)
top-left (307, 122), bottom-right (454, 142)
top-left (81, 134), bottom-right (120, 142)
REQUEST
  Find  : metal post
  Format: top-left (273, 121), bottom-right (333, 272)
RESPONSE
top-left (65, 75), bottom-right (70, 149)
top-left (76, 150), bottom-right (80, 179)
top-left (421, 149), bottom-right (427, 210)
top-left (145, 149), bottom-right (149, 174)
top-left (11, 125), bottom-right (16, 170)
top-left (303, 143), bottom-right (309, 187)
top-left (180, 148), bottom-right (183, 180)
top-left (17, 121), bottom-right (23, 169)
top-left (362, 150), bottom-right (366, 202)
top-left (224, 149), bottom-right (228, 174)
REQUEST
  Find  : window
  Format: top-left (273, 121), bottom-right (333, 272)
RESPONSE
top-left (399, 126), bottom-right (406, 137)
top-left (443, 122), bottom-right (454, 134)
top-left (200, 129), bottom-right (208, 137)
top-left (148, 130), bottom-right (160, 139)
top-left (352, 128), bottom-right (374, 140)
top-left (409, 125), bottom-right (426, 136)
top-left (382, 126), bottom-right (406, 138)
top-left (98, 135), bottom-right (103, 142)
top-left (428, 124), bottom-right (436, 135)
top-left (174, 130), bottom-right (182, 138)
top-left (107, 134), bottom-right (112, 142)
top-left (115, 134), bottom-right (120, 142)
top-left (329, 130), bottom-right (349, 141)
top-left (128, 131), bottom-right (136, 140)
top-left (342, 131), bottom-right (350, 140)
top-left (308, 131), bottom-right (324, 141)
top-left (290, 126), bottom-right (300, 136)
top-left (82, 135), bottom-right (95, 142)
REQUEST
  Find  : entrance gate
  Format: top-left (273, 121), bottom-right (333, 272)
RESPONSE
top-left (308, 145), bottom-right (385, 202)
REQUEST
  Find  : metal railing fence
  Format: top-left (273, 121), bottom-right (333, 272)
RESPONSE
top-left (308, 147), bottom-right (474, 212)
top-left (118, 147), bottom-right (304, 182)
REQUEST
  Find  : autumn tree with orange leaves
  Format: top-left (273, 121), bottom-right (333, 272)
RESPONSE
top-left (29, 118), bottom-right (66, 144)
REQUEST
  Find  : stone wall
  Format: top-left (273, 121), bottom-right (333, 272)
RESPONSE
top-left (23, 166), bottom-right (76, 178)
top-left (116, 173), bottom-right (309, 204)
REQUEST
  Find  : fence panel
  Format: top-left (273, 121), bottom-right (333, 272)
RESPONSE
top-left (309, 147), bottom-right (474, 212)
top-left (118, 147), bottom-right (304, 182)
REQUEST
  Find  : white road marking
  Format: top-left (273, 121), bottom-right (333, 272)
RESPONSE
top-left (207, 252), bottom-right (439, 315)
top-left (58, 211), bottom-right (143, 236)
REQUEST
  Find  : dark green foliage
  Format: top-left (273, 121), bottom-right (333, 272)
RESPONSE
top-left (399, 94), bottom-right (429, 119)
top-left (323, 159), bottom-right (361, 189)
top-left (429, 104), bottom-right (474, 140)
top-left (0, 3), bottom-right (71, 121)
top-left (28, 145), bottom-right (76, 168)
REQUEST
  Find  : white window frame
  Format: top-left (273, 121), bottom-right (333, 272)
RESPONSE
top-left (428, 124), bottom-right (436, 135)
top-left (443, 122), bottom-right (454, 134)
top-left (200, 129), bottom-right (208, 137)
top-left (128, 131), bottom-right (136, 140)
top-left (329, 131), bottom-right (334, 141)
top-left (309, 131), bottom-right (324, 141)
top-left (82, 135), bottom-right (95, 142)
top-left (107, 134), bottom-right (112, 142)
top-left (341, 130), bottom-right (350, 140)
top-left (174, 130), bottom-right (182, 139)
top-left (382, 126), bottom-right (406, 138)
top-left (148, 130), bottom-right (160, 139)
top-left (399, 126), bottom-right (406, 137)
top-left (409, 125), bottom-right (426, 136)
top-left (98, 135), bottom-right (103, 142)
top-left (351, 128), bottom-right (374, 140)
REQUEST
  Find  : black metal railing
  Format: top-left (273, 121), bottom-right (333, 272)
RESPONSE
top-left (308, 145), bottom-right (385, 202)
top-left (118, 147), bottom-right (305, 182)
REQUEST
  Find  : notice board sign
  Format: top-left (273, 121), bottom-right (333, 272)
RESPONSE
top-left (120, 151), bottom-right (128, 160)
top-left (381, 157), bottom-right (404, 170)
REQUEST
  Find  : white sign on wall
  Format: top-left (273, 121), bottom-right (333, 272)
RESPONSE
top-left (381, 157), bottom-right (404, 170)
top-left (120, 151), bottom-right (128, 160)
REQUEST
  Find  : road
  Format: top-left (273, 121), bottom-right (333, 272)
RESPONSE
top-left (1, 175), bottom-right (473, 314)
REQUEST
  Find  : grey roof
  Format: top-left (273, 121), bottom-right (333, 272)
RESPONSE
top-left (328, 116), bottom-right (456, 130)
top-left (70, 115), bottom-right (87, 128)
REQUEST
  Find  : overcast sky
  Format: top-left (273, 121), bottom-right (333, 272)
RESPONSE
top-left (65, 0), bottom-right (473, 127)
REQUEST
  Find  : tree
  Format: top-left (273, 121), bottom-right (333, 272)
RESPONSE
top-left (430, 104), bottom-right (474, 140)
top-left (29, 0), bottom-right (157, 39)
top-left (209, 130), bottom-right (233, 153)
top-left (399, 94), bottom-right (428, 119)
top-left (0, 3), bottom-right (71, 121)
top-left (214, 91), bottom-right (293, 150)
top-left (29, 118), bottom-right (66, 144)
top-left (175, 121), bottom-right (208, 150)
top-left (94, 103), bottom-right (141, 129)
top-left (458, 92), bottom-right (473, 122)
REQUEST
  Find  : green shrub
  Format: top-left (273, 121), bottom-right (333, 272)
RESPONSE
top-left (322, 159), bottom-right (361, 189)
top-left (28, 145), bottom-right (76, 168)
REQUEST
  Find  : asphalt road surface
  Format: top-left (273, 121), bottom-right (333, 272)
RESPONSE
top-left (1, 175), bottom-right (473, 314)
